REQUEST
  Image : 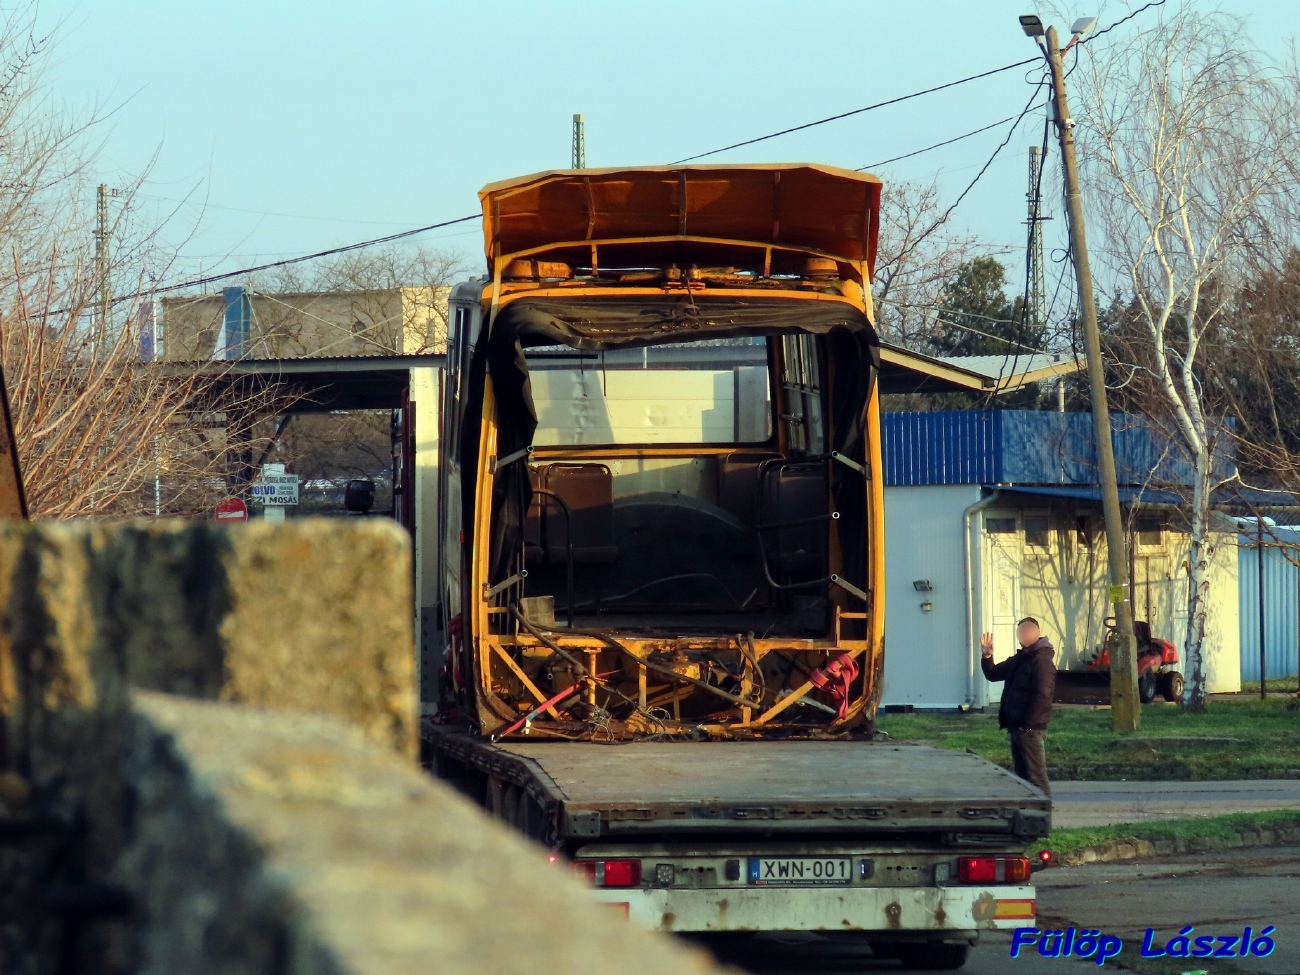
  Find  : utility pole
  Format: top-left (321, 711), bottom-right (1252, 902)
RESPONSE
top-left (1044, 24), bottom-right (1141, 731)
top-left (572, 113), bottom-right (586, 169)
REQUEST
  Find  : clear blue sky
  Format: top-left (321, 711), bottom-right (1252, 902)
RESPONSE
top-left (34, 0), bottom-right (1300, 291)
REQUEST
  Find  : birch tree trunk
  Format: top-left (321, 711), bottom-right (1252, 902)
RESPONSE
top-left (1073, 7), bottom-right (1300, 710)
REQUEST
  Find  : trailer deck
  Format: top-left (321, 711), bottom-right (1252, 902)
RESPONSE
top-left (428, 732), bottom-right (1051, 840)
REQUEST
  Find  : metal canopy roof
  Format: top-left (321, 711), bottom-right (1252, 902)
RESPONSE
top-left (191, 354), bottom-right (446, 412)
top-left (876, 345), bottom-right (1083, 395)
top-left (994, 484), bottom-right (1300, 511)
top-left (177, 342), bottom-right (1077, 412)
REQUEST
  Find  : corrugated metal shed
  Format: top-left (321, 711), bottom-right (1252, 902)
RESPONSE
top-left (1239, 525), bottom-right (1300, 683)
top-left (882, 411), bottom-right (1227, 488)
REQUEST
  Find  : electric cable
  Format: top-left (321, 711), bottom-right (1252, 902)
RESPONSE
top-left (671, 58), bottom-right (1039, 164)
top-left (123, 1), bottom-right (1168, 313)
top-left (1083, 0), bottom-right (1167, 44)
top-left (116, 213), bottom-right (480, 305)
top-left (888, 73), bottom-right (1049, 282)
top-left (858, 111), bottom-right (1033, 171)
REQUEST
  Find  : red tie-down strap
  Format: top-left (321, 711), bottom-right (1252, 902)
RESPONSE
top-left (808, 652), bottom-right (860, 720)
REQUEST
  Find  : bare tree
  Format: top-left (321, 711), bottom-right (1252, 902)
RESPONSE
top-left (0, 6), bottom-right (284, 518)
top-left (3, 271), bottom-right (286, 517)
top-left (1074, 7), bottom-right (1300, 709)
top-left (872, 178), bottom-right (984, 351)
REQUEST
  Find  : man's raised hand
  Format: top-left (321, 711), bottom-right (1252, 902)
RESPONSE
top-left (980, 632), bottom-right (995, 658)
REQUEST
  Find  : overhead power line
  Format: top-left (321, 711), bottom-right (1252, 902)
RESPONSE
top-left (885, 77), bottom-right (1049, 274)
top-left (671, 58), bottom-right (1039, 164)
top-left (1083, 0), bottom-right (1166, 43)
top-left (141, 193), bottom-right (424, 227)
top-left (123, 213), bottom-right (481, 302)
top-left (130, 1), bottom-right (1166, 305)
top-left (858, 111), bottom-right (1031, 171)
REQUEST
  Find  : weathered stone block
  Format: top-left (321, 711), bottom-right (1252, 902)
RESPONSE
top-left (0, 518), bottom-right (418, 971)
top-left (1, 519), bottom-right (416, 768)
top-left (121, 691), bottom-right (723, 975)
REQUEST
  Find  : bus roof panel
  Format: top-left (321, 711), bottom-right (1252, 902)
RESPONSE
top-left (479, 164), bottom-right (882, 278)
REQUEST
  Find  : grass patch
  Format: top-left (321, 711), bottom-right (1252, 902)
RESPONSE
top-left (876, 695), bottom-right (1300, 779)
top-left (1037, 808), bottom-right (1300, 860)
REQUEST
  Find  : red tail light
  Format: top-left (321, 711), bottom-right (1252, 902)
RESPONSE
top-left (573, 859), bottom-right (642, 887)
top-left (958, 856), bottom-right (1031, 883)
top-left (602, 859), bottom-right (642, 887)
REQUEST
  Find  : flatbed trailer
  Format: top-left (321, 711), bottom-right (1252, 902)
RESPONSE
top-left (428, 165), bottom-right (1050, 969)
top-left (427, 728), bottom-right (1048, 951)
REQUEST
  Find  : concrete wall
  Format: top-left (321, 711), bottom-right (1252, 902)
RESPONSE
top-left (411, 364), bottom-right (444, 708)
top-left (160, 287), bottom-right (449, 360)
top-left (0, 519), bottom-right (723, 975)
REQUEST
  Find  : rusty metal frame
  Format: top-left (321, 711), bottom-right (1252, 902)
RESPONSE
top-left (492, 234), bottom-right (868, 285)
top-left (468, 369), bottom-right (887, 737)
top-left (465, 168), bottom-right (885, 739)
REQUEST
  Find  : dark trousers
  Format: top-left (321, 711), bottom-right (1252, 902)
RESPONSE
top-left (1009, 728), bottom-right (1051, 796)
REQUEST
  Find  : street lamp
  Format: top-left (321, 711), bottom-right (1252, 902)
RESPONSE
top-left (1019, 14), bottom-right (1045, 37)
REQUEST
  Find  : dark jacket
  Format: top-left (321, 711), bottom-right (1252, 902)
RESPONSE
top-left (981, 637), bottom-right (1056, 731)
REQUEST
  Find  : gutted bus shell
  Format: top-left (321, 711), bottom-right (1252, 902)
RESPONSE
top-left (442, 165), bottom-right (887, 741)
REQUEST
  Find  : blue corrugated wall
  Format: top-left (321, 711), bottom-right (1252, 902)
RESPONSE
top-left (881, 412), bottom-right (999, 485)
top-left (1239, 530), bottom-right (1300, 682)
top-left (881, 411), bottom-right (1228, 487)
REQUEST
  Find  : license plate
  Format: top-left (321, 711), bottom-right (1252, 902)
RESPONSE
top-left (749, 857), bottom-right (852, 886)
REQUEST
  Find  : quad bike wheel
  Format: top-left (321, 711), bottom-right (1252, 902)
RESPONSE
top-left (1159, 671), bottom-right (1185, 704)
top-left (1138, 670), bottom-right (1158, 704)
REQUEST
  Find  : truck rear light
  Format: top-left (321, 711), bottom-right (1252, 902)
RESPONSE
top-left (602, 859), bottom-right (642, 887)
top-left (957, 856), bottom-right (1031, 883)
top-left (573, 859), bottom-right (642, 887)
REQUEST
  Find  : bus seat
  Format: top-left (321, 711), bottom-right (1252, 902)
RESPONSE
top-left (525, 466), bottom-right (545, 562)
top-left (719, 450), bottom-right (783, 527)
top-left (541, 463), bottom-right (619, 564)
top-left (759, 461), bottom-right (828, 579)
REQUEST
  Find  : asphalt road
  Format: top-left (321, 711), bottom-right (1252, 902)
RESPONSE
top-left (1051, 780), bottom-right (1300, 828)
top-left (705, 846), bottom-right (1300, 974)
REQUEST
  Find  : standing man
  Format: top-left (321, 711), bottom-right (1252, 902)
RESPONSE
top-left (981, 617), bottom-right (1055, 796)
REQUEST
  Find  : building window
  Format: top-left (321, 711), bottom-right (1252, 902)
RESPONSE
top-left (985, 517), bottom-right (1016, 534)
top-left (1076, 515), bottom-right (1093, 548)
top-left (1136, 516), bottom-right (1164, 547)
top-left (1024, 516), bottom-right (1051, 549)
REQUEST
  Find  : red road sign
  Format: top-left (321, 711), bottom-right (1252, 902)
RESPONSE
top-left (214, 496), bottom-right (248, 523)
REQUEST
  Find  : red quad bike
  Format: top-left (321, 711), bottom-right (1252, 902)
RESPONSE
top-left (1091, 617), bottom-right (1183, 703)
top-left (1055, 618), bottom-right (1183, 705)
